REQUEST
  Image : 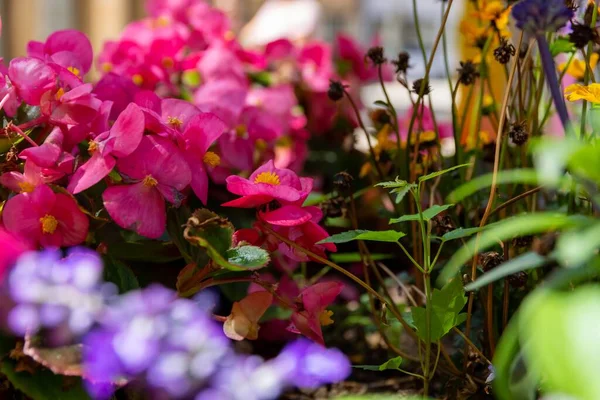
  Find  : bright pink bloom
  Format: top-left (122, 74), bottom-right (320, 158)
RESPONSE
top-left (223, 160), bottom-right (312, 208)
top-left (40, 83), bottom-right (102, 126)
top-left (196, 45), bottom-right (246, 86)
top-left (336, 34), bottom-right (392, 82)
top-left (19, 127), bottom-right (74, 178)
top-left (0, 160), bottom-right (56, 193)
top-left (180, 113), bottom-right (226, 204)
top-left (194, 79), bottom-right (247, 127)
top-left (289, 281), bottom-right (344, 345)
top-left (274, 215), bottom-right (337, 262)
top-left (134, 91), bottom-right (200, 138)
top-left (2, 184), bottom-right (89, 248)
top-left (67, 103), bottom-right (145, 194)
top-left (27, 29), bottom-right (93, 78)
top-left (297, 41), bottom-right (335, 92)
top-left (0, 228), bottom-right (30, 283)
top-left (102, 135), bottom-right (191, 239)
top-left (93, 73), bottom-right (140, 120)
top-left (8, 57), bottom-right (57, 105)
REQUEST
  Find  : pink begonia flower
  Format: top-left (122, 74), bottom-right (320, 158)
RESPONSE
top-left (196, 45), bottom-right (246, 85)
top-left (0, 73), bottom-right (21, 118)
top-left (289, 281), bottom-right (344, 345)
top-left (2, 184), bottom-right (89, 248)
top-left (134, 91), bottom-right (200, 139)
top-left (194, 79), bottom-right (247, 127)
top-left (274, 215), bottom-right (337, 262)
top-left (27, 29), bottom-right (93, 79)
top-left (102, 135), bottom-right (191, 239)
top-left (336, 34), bottom-right (393, 83)
top-left (0, 228), bottom-right (30, 283)
top-left (40, 83), bottom-right (102, 126)
top-left (180, 113), bottom-right (226, 204)
top-left (8, 57), bottom-right (57, 105)
top-left (223, 160), bottom-right (312, 208)
top-left (67, 103), bottom-right (145, 194)
top-left (65, 100), bottom-right (113, 151)
top-left (297, 41), bottom-right (335, 92)
top-left (93, 73), bottom-right (140, 120)
top-left (19, 127), bottom-right (74, 178)
top-left (0, 160), bottom-right (58, 193)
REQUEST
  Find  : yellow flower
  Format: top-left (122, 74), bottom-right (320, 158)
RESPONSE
top-left (558, 53), bottom-right (600, 80)
top-left (473, 1), bottom-right (511, 32)
top-left (460, 21), bottom-right (491, 49)
top-left (565, 83), bottom-right (600, 103)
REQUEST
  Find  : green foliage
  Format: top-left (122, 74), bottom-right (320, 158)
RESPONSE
top-left (103, 256), bottom-right (140, 293)
top-left (441, 227), bottom-right (482, 242)
top-left (549, 36), bottom-right (576, 56)
top-left (354, 356), bottom-right (404, 372)
top-left (418, 163), bottom-right (471, 182)
top-left (317, 229), bottom-right (406, 244)
top-left (225, 246), bottom-right (270, 269)
top-left (446, 169), bottom-right (539, 203)
top-left (464, 252), bottom-right (545, 291)
top-left (390, 204), bottom-right (454, 224)
top-left (411, 278), bottom-right (467, 342)
top-left (330, 253), bottom-right (394, 263)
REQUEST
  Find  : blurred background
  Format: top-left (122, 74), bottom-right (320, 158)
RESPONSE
top-left (0, 0), bottom-right (468, 118)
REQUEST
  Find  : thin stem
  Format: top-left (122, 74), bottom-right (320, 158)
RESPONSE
top-left (397, 242), bottom-right (425, 273)
top-left (378, 65), bottom-right (401, 154)
top-left (8, 123), bottom-right (38, 147)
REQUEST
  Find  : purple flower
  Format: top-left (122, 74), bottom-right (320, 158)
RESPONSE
top-left (511, 0), bottom-right (574, 35)
top-left (7, 248), bottom-right (109, 344)
top-left (274, 339), bottom-right (351, 389)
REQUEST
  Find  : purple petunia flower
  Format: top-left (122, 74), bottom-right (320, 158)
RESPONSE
top-left (7, 248), bottom-right (111, 345)
top-left (511, 0), bottom-right (574, 35)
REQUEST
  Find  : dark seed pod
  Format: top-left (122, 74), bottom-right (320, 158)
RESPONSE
top-left (412, 78), bottom-right (431, 95)
top-left (434, 215), bottom-right (455, 236)
top-left (569, 23), bottom-right (598, 49)
top-left (493, 38), bottom-right (516, 65)
top-left (512, 235), bottom-right (534, 249)
top-left (369, 108), bottom-right (392, 127)
top-left (480, 251), bottom-right (504, 272)
top-left (366, 46), bottom-right (386, 66)
top-left (507, 271), bottom-right (528, 288)
top-left (321, 196), bottom-right (346, 219)
top-left (327, 80), bottom-right (345, 101)
top-left (509, 121), bottom-right (529, 146)
top-left (533, 232), bottom-right (558, 256)
top-left (457, 60), bottom-right (480, 86)
top-left (392, 52), bottom-right (411, 75)
top-left (333, 171), bottom-right (354, 193)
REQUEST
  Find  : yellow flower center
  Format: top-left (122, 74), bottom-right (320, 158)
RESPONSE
top-left (101, 62), bottom-right (113, 73)
top-left (88, 140), bottom-right (98, 154)
top-left (162, 57), bottom-right (175, 69)
top-left (224, 30), bottom-right (235, 41)
top-left (40, 214), bottom-right (58, 234)
top-left (18, 181), bottom-right (35, 193)
top-left (319, 310), bottom-right (334, 326)
top-left (132, 74), bottom-right (144, 86)
top-left (202, 151), bottom-right (221, 168)
top-left (55, 88), bottom-right (65, 100)
top-left (142, 175), bottom-right (158, 187)
top-left (67, 66), bottom-right (81, 77)
top-left (155, 16), bottom-right (170, 27)
top-left (166, 116), bottom-right (183, 128)
top-left (235, 124), bottom-right (247, 138)
top-left (255, 139), bottom-right (267, 152)
top-left (253, 171), bottom-right (281, 186)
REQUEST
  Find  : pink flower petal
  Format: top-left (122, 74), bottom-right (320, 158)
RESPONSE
top-left (49, 192), bottom-right (89, 247)
top-left (259, 205), bottom-right (312, 226)
top-left (108, 103), bottom-right (145, 158)
top-left (300, 281), bottom-right (343, 314)
top-left (44, 30), bottom-right (93, 73)
top-left (67, 152), bottom-right (116, 194)
top-left (183, 112), bottom-right (226, 154)
top-left (8, 57), bottom-right (57, 105)
top-left (221, 194), bottom-right (274, 208)
top-left (103, 182), bottom-right (166, 239)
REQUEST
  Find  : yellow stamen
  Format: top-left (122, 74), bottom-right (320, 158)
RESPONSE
top-left (101, 62), bottom-right (113, 73)
top-left (155, 16), bottom-right (170, 28)
top-left (235, 124), bottom-right (247, 138)
top-left (255, 139), bottom-right (267, 152)
top-left (18, 181), bottom-right (35, 193)
top-left (55, 88), bottom-right (65, 100)
top-left (162, 57), bottom-right (175, 69)
top-left (67, 66), bottom-right (81, 77)
top-left (319, 310), bottom-right (334, 326)
top-left (224, 30), bottom-right (235, 41)
top-left (253, 171), bottom-right (281, 186)
top-left (88, 141), bottom-right (98, 154)
top-left (142, 175), bottom-right (158, 187)
top-left (202, 151), bottom-right (221, 168)
top-left (166, 116), bottom-right (183, 128)
top-left (40, 214), bottom-right (58, 235)
top-left (132, 74), bottom-right (144, 86)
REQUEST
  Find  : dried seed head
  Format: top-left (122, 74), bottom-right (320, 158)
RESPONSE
top-left (493, 38), bottom-right (516, 65)
top-left (457, 60), bottom-right (480, 86)
top-left (366, 46), bottom-right (387, 66)
top-left (512, 235), bottom-right (534, 248)
top-left (327, 80), bottom-right (345, 101)
top-left (480, 251), bottom-right (504, 272)
top-left (533, 232), bottom-right (558, 256)
top-left (569, 23), bottom-right (598, 49)
top-left (434, 215), bottom-right (455, 236)
top-left (509, 121), bottom-right (529, 146)
top-left (412, 78), bottom-right (431, 95)
top-left (333, 171), bottom-right (354, 193)
top-left (392, 52), bottom-right (411, 75)
top-left (507, 271), bottom-right (528, 288)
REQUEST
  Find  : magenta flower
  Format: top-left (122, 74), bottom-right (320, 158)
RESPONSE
top-left (67, 103), bottom-right (145, 194)
top-left (102, 135), bottom-right (191, 239)
top-left (196, 45), bottom-right (246, 86)
top-left (0, 228), bottom-right (30, 283)
top-left (223, 160), bottom-right (312, 208)
top-left (297, 41), bottom-right (335, 92)
top-left (27, 29), bottom-right (93, 79)
top-left (19, 127), bottom-right (74, 178)
top-left (2, 184), bottom-right (89, 248)
top-left (93, 73), bottom-right (140, 120)
top-left (180, 113), bottom-right (227, 204)
top-left (194, 79), bottom-right (247, 127)
top-left (8, 57), bottom-right (57, 105)
top-left (134, 90), bottom-right (200, 139)
top-left (40, 83), bottom-right (102, 126)
top-left (274, 212), bottom-right (337, 262)
top-left (288, 281), bottom-right (344, 345)
top-left (0, 160), bottom-right (57, 193)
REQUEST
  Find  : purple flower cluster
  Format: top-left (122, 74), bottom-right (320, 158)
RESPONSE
top-left (6, 248), bottom-right (111, 345)
top-left (511, 0), bottom-right (574, 35)
top-left (5, 250), bottom-right (351, 399)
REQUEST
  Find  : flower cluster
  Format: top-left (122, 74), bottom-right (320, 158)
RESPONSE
top-left (3, 249), bottom-right (351, 399)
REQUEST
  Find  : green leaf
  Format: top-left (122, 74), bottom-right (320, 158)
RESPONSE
top-left (391, 185), bottom-right (412, 204)
top-left (331, 253), bottom-right (394, 263)
top-left (531, 137), bottom-right (583, 187)
top-left (550, 36), bottom-right (576, 56)
top-left (103, 257), bottom-right (139, 293)
top-left (390, 204), bottom-right (454, 224)
top-left (182, 69), bottom-right (201, 87)
top-left (442, 227), bottom-right (482, 242)
top-left (373, 100), bottom-right (389, 108)
top-left (317, 229), bottom-right (406, 244)
top-left (447, 169), bottom-right (539, 204)
top-left (375, 178), bottom-right (412, 190)
top-left (412, 278), bottom-right (467, 342)
top-left (352, 364), bottom-right (381, 371)
top-left (439, 213), bottom-right (589, 284)
top-left (186, 209), bottom-right (233, 257)
top-left (556, 222), bottom-right (600, 267)
top-left (418, 163), bottom-right (471, 183)
top-left (519, 286), bottom-right (600, 400)
top-left (1, 359), bottom-right (90, 400)
top-left (464, 252), bottom-right (545, 291)
top-left (225, 246), bottom-right (270, 269)
top-left (379, 356), bottom-right (404, 371)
